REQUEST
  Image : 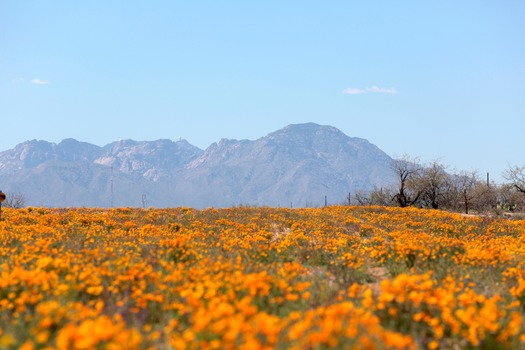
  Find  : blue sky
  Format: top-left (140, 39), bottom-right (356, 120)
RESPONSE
top-left (1, 1), bottom-right (524, 182)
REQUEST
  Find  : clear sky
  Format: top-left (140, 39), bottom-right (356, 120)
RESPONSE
top-left (1, 1), bottom-right (524, 182)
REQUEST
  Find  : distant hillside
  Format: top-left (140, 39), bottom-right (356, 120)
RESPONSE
top-left (0, 123), bottom-right (395, 208)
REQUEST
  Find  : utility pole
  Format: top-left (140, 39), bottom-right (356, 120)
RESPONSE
top-left (324, 195), bottom-right (327, 207)
top-left (142, 194), bottom-right (147, 209)
top-left (110, 166), bottom-right (114, 208)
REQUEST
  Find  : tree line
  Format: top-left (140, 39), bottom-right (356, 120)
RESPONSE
top-left (353, 156), bottom-right (525, 214)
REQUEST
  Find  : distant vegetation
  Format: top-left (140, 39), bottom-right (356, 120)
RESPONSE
top-left (353, 157), bottom-right (525, 215)
top-left (1, 192), bottom-right (27, 209)
top-left (2, 160), bottom-right (524, 214)
top-left (0, 206), bottom-right (524, 348)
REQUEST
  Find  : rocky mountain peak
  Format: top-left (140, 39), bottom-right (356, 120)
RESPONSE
top-left (0, 124), bottom-right (395, 207)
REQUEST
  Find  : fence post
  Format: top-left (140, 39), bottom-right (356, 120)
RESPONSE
top-left (0, 191), bottom-right (5, 221)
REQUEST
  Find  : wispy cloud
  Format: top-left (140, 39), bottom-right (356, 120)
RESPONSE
top-left (366, 86), bottom-right (397, 94)
top-left (342, 85), bottom-right (397, 95)
top-left (342, 87), bottom-right (366, 95)
top-left (31, 78), bottom-right (51, 85)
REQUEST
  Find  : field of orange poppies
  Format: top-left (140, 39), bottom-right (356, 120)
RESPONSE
top-left (0, 206), bottom-right (524, 349)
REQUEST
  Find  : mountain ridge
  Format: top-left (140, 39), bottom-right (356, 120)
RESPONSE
top-left (0, 123), bottom-right (395, 208)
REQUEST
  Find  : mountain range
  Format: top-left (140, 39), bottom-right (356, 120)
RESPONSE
top-left (0, 123), bottom-right (395, 208)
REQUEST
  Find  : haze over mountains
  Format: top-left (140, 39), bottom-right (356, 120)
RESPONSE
top-left (0, 123), bottom-right (395, 208)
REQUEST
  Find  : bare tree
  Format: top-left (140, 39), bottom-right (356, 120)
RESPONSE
top-left (354, 188), bottom-right (394, 206)
top-left (370, 187), bottom-right (394, 206)
top-left (504, 165), bottom-right (525, 195)
top-left (3, 192), bottom-right (27, 208)
top-left (415, 161), bottom-right (451, 209)
top-left (472, 181), bottom-right (498, 213)
top-left (391, 155), bottom-right (423, 207)
top-left (354, 190), bottom-right (372, 206)
top-left (450, 170), bottom-right (478, 214)
top-left (498, 183), bottom-right (525, 212)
